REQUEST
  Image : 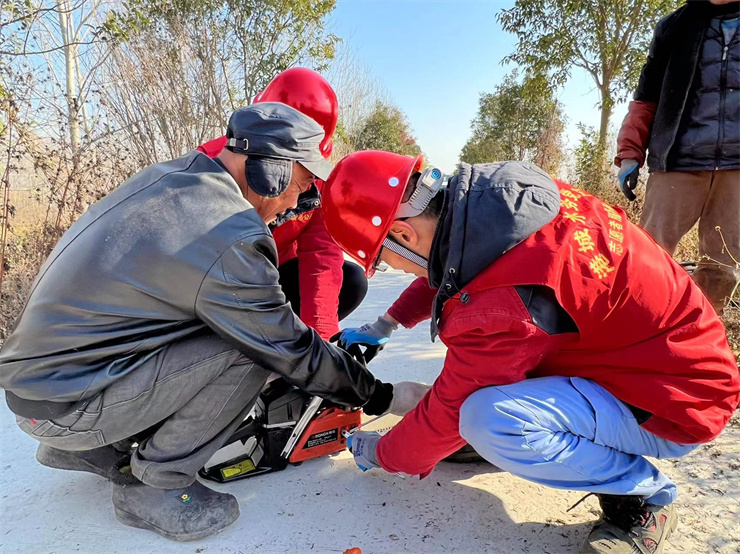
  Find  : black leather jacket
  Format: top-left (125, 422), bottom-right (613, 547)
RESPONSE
top-left (0, 152), bottom-right (383, 418)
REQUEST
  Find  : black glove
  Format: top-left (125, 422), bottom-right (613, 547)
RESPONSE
top-left (362, 380), bottom-right (394, 416)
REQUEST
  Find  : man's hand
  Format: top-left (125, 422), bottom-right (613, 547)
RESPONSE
top-left (386, 381), bottom-right (431, 416)
top-left (332, 315), bottom-right (398, 365)
top-left (346, 431), bottom-right (382, 471)
top-left (618, 159), bottom-right (640, 201)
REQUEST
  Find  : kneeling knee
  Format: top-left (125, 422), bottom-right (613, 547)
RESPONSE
top-left (459, 387), bottom-right (521, 452)
top-left (342, 262), bottom-right (368, 295)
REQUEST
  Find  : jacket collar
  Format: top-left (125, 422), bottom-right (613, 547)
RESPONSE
top-left (269, 183), bottom-right (322, 229)
top-left (428, 162), bottom-right (561, 338)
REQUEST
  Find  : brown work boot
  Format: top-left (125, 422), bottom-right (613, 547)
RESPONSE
top-left (580, 494), bottom-right (677, 553)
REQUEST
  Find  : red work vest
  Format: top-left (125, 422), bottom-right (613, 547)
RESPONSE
top-left (447, 181), bottom-right (739, 444)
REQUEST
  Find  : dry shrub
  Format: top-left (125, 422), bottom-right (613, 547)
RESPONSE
top-left (0, 226), bottom-right (50, 341)
top-left (0, 135), bottom-right (137, 345)
top-left (725, 307), bottom-right (740, 360)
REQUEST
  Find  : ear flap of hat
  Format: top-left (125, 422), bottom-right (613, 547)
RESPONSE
top-left (245, 157), bottom-right (292, 198)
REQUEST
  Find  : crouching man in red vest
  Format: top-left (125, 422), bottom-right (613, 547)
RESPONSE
top-left (321, 151), bottom-right (740, 554)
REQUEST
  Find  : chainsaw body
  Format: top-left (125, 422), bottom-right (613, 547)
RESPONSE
top-left (199, 379), bottom-right (361, 483)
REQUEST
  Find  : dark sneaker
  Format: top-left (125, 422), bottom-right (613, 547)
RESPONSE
top-left (36, 444), bottom-right (136, 484)
top-left (580, 495), bottom-right (677, 553)
top-left (111, 480), bottom-right (240, 541)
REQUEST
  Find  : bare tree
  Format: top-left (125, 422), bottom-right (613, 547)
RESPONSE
top-left (101, 0), bottom-right (340, 167)
top-left (102, 28), bottom-right (231, 166)
top-left (324, 40), bottom-right (389, 133)
top-left (1, 0), bottom-right (122, 153)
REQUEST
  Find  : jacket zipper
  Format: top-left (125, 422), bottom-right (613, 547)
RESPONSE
top-left (715, 36), bottom-right (730, 169)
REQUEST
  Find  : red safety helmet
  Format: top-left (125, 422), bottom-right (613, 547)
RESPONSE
top-left (322, 150), bottom-right (423, 276)
top-left (254, 67), bottom-right (338, 159)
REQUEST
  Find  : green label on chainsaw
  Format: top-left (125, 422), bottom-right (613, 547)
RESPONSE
top-left (303, 429), bottom-right (338, 449)
top-left (221, 459), bottom-right (256, 479)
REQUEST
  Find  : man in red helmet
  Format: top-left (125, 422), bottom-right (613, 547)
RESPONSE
top-left (198, 67), bottom-right (368, 341)
top-left (321, 151), bottom-right (740, 554)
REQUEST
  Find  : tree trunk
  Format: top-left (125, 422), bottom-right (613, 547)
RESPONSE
top-left (57, 0), bottom-right (80, 154)
top-left (597, 84), bottom-right (613, 161)
top-left (76, 61), bottom-right (91, 142)
top-left (0, 103), bottom-right (12, 294)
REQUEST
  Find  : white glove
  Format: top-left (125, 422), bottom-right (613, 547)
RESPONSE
top-left (386, 381), bottom-right (431, 416)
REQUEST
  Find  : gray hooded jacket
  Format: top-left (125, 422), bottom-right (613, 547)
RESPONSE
top-left (0, 152), bottom-right (379, 418)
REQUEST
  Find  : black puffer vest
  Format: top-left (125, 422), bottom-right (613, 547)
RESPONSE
top-left (670, 14), bottom-right (740, 170)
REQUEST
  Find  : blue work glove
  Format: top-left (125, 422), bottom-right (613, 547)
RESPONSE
top-left (331, 316), bottom-right (398, 365)
top-left (346, 431), bottom-right (382, 471)
top-left (618, 159), bottom-right (640, 201)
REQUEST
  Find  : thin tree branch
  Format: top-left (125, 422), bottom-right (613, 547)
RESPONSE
top-left (1, 39), bottom-right (97, 56)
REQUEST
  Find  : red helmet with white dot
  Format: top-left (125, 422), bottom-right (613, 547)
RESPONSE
top-left (322, 150), bottom-right (423, 276)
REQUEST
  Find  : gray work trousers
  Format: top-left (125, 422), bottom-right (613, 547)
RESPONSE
top-left (16, 332), bottom-right (270, 489)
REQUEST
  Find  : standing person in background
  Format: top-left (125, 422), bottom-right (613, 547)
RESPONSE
top-left (198, 67), bottom-right (367, 341)
top-left (615, 0), bottom-right (739, 313)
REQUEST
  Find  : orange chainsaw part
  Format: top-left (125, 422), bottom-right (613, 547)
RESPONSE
top-left (288, 407), bottom-right (361, 463)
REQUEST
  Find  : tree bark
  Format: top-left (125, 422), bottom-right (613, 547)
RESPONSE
top-left (597, 83), bottom-right (613, 171)
top-left (57, 0), bottom-right (80, 154)
top-left (598, 87), bottom-right (612, 151)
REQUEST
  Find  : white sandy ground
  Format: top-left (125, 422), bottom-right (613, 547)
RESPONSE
top-left (1, 269), bottom-right (738, 554)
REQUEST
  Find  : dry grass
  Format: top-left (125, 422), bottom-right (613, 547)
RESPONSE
top-left (724, 306), bottom-right (740, 360)
top-left (8, 190), bottom-right (49, 231)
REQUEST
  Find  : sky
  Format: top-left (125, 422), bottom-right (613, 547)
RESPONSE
top-left (328, 0), bottom-right (629, 173)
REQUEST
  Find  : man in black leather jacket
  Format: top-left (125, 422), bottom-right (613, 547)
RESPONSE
top-left (0, 102), bottom-right (394, 540)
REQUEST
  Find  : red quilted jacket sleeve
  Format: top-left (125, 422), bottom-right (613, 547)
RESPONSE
top-left (376, 287), bottom-right (560, 477)
top-left (614, 100), bottom-right (657, 167)
top-left (295, 207), bottom-right (344, 340)
top-left (386, 277), bottom-right (438, 329)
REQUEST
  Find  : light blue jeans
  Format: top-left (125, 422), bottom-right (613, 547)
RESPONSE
top-left (459, 376), bottom-right (698, 506)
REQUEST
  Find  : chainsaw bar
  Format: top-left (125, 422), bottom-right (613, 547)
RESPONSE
top-left (344, 412), bottom-right (402, 437)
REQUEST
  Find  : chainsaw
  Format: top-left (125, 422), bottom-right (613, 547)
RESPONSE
top-left (199, 378), bottom-right (482, 483)
top-left (199, 378), bottom-right (365, 483)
